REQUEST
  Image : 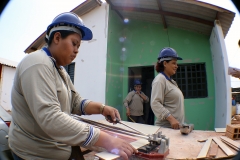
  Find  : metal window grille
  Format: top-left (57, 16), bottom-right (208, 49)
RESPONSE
top-left (64, 62), bottom-right (75, 84)
top-left (172, 63), bottom-right (208, 98)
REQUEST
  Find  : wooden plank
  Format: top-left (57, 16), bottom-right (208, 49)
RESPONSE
top-left (215, 128), bottom-right (226, 133)
top-left (95, 151), bottom-right (119, 160)
top-left (221, 139), bottom-right (239, 151)
top-left (220, 136), bottom-right (240, 149)
top-left (197, 138), bottom-right (212, 159)
top-left (208, 142), bottom-right (218, 158)
top-left (212, 137), bottom-right (235, 156)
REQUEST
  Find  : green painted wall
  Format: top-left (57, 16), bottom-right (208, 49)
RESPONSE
top-left (105, 11), bottom-right (124, 115)
top-left (106, 10), bottom-right (215, 130)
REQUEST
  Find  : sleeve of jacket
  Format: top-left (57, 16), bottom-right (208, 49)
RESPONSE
top-left (20, 64), bottom-right (100, 147)
top-left (66, 70), bottom-right (91, 116)
top-left (141, 92), bottom-right (149, 103)
top-left (151, 77), bottom-right (170, 120)
top-left (123, 91), bottom-right (134, 107)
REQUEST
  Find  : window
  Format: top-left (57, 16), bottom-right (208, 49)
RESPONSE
top-left (64, 62), bottom-right (75, 84)
top-left (172, 63), bottom-right (208, 98)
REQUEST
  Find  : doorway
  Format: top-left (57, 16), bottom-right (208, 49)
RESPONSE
top-left (128, 66), bottom-right (155, 125)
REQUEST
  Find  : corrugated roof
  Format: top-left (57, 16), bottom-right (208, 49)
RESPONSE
top-left (0, 57), bottom-right (18, 68)
top-left (24, 0), bottom-right (235, 54)
top-left (24, 0), bottom-right (102, 54)
top-left (106, 0), bottom-right (235, 37)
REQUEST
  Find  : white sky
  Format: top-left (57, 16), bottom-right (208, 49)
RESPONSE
top-left (0, 0), bottom-right (240, 86)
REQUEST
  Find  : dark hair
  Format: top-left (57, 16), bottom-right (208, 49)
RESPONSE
top-left (45, 30), bottom-right (75, 46)
top-left (155, 60), bottom-right (171, 72)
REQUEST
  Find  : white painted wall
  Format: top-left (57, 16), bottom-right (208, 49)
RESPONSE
top-left (0, 66), bottom-right (16, 111)
top-left (73, 2), bottom-right (108, 103)
top-left (73, 3), bottom-right (109, 120)
top-left (210, 20), bottom-right (231, 128)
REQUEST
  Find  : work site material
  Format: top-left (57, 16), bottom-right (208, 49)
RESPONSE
top-left (220, 136), bottom-right (240, 150)
top-left (226, 124), bottom-right (240, 140)
top-left (128, 116), bottom-right (136, 123)
top-left (180, 123), bottom-right (194, 134)
top-left (104, 116), bottom-right (170, 159)
top-left (106, 115), bottom-right (147, 136)
top-left (197, 139), bottom-right (207, 142)
top-left (73, 115), bottom-right (170, 159)
top-left (208, 142), bottom-right (218, 158)
top-left (235, 115), bottom-right (240, 121)
top-left (212, 137), bottom-right (235, 157)
top-left (197, 138), bottom-right (212, 159)
top-left (71, 116), bottom-right (237, 159)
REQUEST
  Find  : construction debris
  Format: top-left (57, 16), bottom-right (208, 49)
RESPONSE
top-left (226, 124), bottom-right (240, 140)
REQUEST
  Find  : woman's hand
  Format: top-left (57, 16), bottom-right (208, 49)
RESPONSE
top-left (126, 108), bottom-right (130, 117)
top-left (102, 105), bottom-right (121, 123)
top-left (94, 131), bottom-right (138, 160)
top-left (166, 115), bottom-right (180, 129)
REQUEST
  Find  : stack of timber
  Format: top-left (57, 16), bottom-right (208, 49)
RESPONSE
top-left (197, 136), bottom-right (239, 159)
top-left (226, 124), bottom-right (240, 140)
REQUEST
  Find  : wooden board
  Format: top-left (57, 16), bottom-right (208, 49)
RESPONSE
top-left (197, 138), bottom-right (212, 159)
top-left (221, 139), bottom-right (239, 151)
top-left (158, 128), bottom-right (226, 159)
top-left (94, 120), bottom-right (159, 160)
top-left (220, 136), bottom-right (240, 149)
top-left (212, 137), bottom-right (235, 157)
top-left (95, 152), bottom-right (119, 160)
top-left (208, 142), bottom-right (218, 158)
top-left (85, 121), bottom-right (239, 160)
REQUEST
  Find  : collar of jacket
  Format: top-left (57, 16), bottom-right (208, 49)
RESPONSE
top-left (42, 47), bottom-right (63, 69)
top-left (160, 72), bottom-right (172, 81)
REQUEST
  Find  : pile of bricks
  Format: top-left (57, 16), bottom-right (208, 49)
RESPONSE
top-left (226, 124), bottom-right (240, 140)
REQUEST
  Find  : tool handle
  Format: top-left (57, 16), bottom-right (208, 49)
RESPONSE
top-left (106, 115), bottom-right (120, 123)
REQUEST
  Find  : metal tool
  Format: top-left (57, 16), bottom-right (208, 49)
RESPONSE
top-left (128, 116), bottom-right (136, 123)
top-left (106, 115), bottom-right (147, 136)
top-left (72, 114), bottom-right (170, 158)
top-left (180, 123), bottom-right (194, 134)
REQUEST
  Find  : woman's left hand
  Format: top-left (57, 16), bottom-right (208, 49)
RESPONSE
top-left (102, 105), bottom-right (121, 123)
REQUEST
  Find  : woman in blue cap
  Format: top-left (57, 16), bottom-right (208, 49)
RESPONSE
top-left (151, 47), bottom-right (185, 129)
top-left (123, 79), bottom-right (149, 123)
top-left (9, 12), bottom-right (136, 160)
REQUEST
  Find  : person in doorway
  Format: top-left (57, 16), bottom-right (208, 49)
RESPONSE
top-left (151, 47), bottom-right (185, 129)
top-left (123, 79), bottom-right (149, 124)
top-left (8, 12), bottom-right (137, 160)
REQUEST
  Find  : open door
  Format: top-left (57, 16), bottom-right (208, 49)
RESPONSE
top-left (210, 20), bottom-right (231, 128)
top-left (128, 66), bottom-right (155, 125)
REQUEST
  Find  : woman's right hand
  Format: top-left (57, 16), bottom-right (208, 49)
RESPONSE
top-left (166, 115), bottom-right (180, 129)
top-left (126, 108), bottom-right (130, 117)
top-left (94, 131), bottom-right (138, 160)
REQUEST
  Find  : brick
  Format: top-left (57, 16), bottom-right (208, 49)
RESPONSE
top-left (225, 131), bottom-right (239, 140)
top-left (226, 124), bottom-right (240, 134)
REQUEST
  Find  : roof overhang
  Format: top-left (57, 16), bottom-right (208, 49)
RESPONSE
top-left (24, 0), bottom-right (102, 54)
top-left (0, 57), bottom-right (18, 68)
top-left (106, 0), bottom-right (235, 37)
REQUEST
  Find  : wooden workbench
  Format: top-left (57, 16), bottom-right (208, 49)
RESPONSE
top-left (81, 119), bottom-right (238, 159)
top-left (157, 128), bottom-right (237, 159)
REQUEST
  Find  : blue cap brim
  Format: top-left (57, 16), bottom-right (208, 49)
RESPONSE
top-left (79, 25), bottom-right (93, 41)
top-left (177, 57), bottom-right (183, 60)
